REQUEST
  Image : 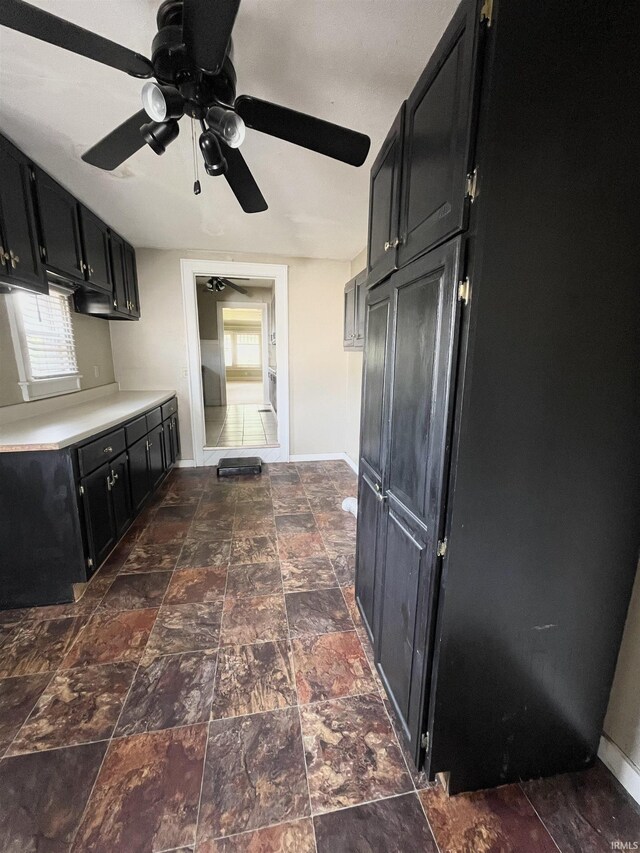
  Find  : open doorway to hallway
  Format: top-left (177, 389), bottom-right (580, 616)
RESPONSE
top-left (196, 278), bottom-right (278, 449)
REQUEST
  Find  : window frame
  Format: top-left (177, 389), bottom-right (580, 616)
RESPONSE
top-left (5, 285), bottom-right (82, 402)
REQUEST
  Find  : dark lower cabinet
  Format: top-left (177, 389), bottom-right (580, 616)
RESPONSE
top-left (147, 424), bottom-right (165, 489)
top-left (80, 461), bottom-right (116, 573)
top-left (356, 0), bottom-right (640, 797)
top-left (110, 452), bottom-right (133, 538)
top-left (129, 435), bottom-right (151, 513)
top-left (165, 413), bottom-right (180, 467)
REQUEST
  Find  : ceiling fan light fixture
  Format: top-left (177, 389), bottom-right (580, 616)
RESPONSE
top-left (206, 105), bottom-right (245, 149)
top-left (199, 130), bottom-right (227, 176)
top-left (141, 82), bottom-right (184, 122)
top-left (141, 119), bottom-right (180, 155)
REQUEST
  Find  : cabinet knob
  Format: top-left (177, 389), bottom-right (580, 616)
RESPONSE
top-left (384, 238), bottom-right (401, 251)
top-left (9, 250), bottom-right (19, 268)
top-left (89, 266), bottom-right (94, 275)
top-left (103, 445), bottom-right (112, 454)
top-left (0, 246), bottom-right (6, 267)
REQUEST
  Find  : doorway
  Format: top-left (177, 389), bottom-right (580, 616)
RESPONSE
top-left (181, 259), bottom-right (289, 466)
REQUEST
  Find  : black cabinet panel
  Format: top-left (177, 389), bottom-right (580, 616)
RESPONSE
top-left (109, 452), bottom-right (132, 539)
top-left (81, 461), bottom-right (115, 572)
top-left (109, 232), bottom-right (127, 314)
top-left (147, 424), bottom-right (165, 489)
top-left (0, 139), bottom-right (46, 293)
top-left (129, 435), bottom-right (151, 513)
top-left (34, 170), bottom-right (83, 281)
top-left (355, 471), bottom-right (381, 639)
top-left (124, 242), bottom-right (140, 317)
top-left (398, 0), bottom-right (481, 266)
top-left (367, 104), bottom-right (404, 288)
top-left (79, 206), bottom-right (112, 293)
top-left (343, 277), bottom-right (356, 347)
top-left (360, 290), bottom-right (391, 476)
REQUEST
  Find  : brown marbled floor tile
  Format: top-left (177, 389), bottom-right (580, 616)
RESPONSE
top-left (0, 617), bottom-right (85, 677)
top-left (231, 534), bottom-right (279, 564)
top-left (198, 708), bottom-right (309, 842)
top-left (225, 562), bottom-right (282, 597)
top-left (332, 554), bottom-right (356, 586)
top-left (144, 603), bottom-right (222, 658)
top-left (98, 571), bottom-right (170, 612)
top-left (307, 493), bottom-right (346, 512)
top-left (380, 691), bottom-right (428, 788)
top-left (190, 519), bottom-right (238, 541)
top-left (160, 488), bottom-right (203, 507)
top-left (121, 542), bottom-right (182, 573)
top-left (320, 529), bottom-right (356, 559)
top-left (301, 693), bottom-right (412, 813)
top-left (340, 584), bottom-right (359, 623)
top-left (277, 531), bottom-right (326, 560)
top-left (198, 819), bottom-right (315, 853)
top-left (315, 793), bottom-right (437, 853)
top-left (280, 555), bottom-right (337, 592)
top-left (301, 481), bottom-right (339, 497)
top-left (71, 724), bottom-right (207, 853)
top-left (61, 608), bottom-right (157, 668)
top-left (212, 640), bottom-right (296, 718)
top-left (272, 494), bottom-right (311, 515)
top-left (164, 567), bottom-right (228, 605)
top-left (220, 595), bottom-right (288, 645)
top-left (232, 516), bottom-right (277, 537)
top-left (291, 631), bottom-right (376, 703)
top-left (178, 539), bottom-right (232, 569)
top-left (285, 588), bottom-right (353, 637)
top-left (115, 650), bottom-right (217, 735)
top-left (420, 783), bottom-right (558, 853)
top-left (155, 503), bottom-right (198, 522)
top-left (138, 520), bottom-right (193, 544)
top-left (314, 511), bottom-right (357, 532)
top-left (235, 490), bottom-right (272, 505)
top-left (8, 662), bottom-right (136, 755)
top-left (0, 740), bottom-right (108, 852)
top-left (195, 504), bottom-right (235, 524)
top-left (0, 673), bottom-right (51, 755)
top-left (521, 760), bottom-right (640, 852)
top-left (275, 512), bottom-right (318, 537)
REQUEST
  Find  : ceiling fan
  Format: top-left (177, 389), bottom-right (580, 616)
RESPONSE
top-left (0, 0), bottom-right (372, 214)
top-left (204, 276), bottom-right (248, 295)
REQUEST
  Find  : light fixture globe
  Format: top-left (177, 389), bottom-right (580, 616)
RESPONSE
top-left (141, 82), bottom-right (184, 122)
top-left (199, 130), bottom-right (228, 176)
top-left (141, 119), bottom-right (180, 155)
top-left (206, 105), bottom-right (245, 148)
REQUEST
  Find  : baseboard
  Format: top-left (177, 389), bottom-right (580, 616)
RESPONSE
top-left (175, 459), bottom-right (196, 468)
top-left (290, 452), bottom-right (358, 474)
top-left (598, 734), bottom-right (640, 805)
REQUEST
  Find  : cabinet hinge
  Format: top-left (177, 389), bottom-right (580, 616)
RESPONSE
top-left (437, 538), bottom-right (448, 557)
top-left (421, 732), bottom-right (430, 751)
top-left (79, 485), bottom-right (85, 496)
top-left (480, 0), bottom-right (494, 26)
top-left (465, 167), bottom-right (478, 202)
top-left (458, 278), bottom-right (471, 305)
top-left (39, 245), bottom-right (47, 261)
top-left (87, 557), bottom-right (94, 568)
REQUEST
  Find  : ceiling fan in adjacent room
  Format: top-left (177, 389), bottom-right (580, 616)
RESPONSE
top-left (0, 0), bottom-right (372, 213)
top-left (204, 277), bottom-right (248, 295)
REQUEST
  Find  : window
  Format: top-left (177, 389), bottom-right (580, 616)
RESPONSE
top-left (223, 331), bottom-right (262, 368)
top-left (7, 287), bottom-right (81, 401)
top-left (224, 333), bottom-right (233, 367)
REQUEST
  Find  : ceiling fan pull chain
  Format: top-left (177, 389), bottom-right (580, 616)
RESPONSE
top-left (191, 118), bottom-right (201, 196)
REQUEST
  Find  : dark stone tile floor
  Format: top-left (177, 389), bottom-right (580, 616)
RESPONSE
top-left (1, 461), bottom-right (639, 852)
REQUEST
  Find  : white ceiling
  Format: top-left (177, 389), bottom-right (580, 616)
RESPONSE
top-left (0, 0), bottom-right (457, 260)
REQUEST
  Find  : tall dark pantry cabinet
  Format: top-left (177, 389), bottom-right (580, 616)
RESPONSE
top-left (355, 0), bottom-right (640, 794)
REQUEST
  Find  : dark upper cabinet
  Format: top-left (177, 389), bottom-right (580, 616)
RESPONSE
top-left (78, 205), bottom-right (112, 293)
top-left (123, 242), bottom-right (140, 317)
top-left (353, 270), bottom-right (367, 347)
top-left (398, 0), bottom-right (481, 267)
top-left (34, 169), bottom-right (84, 281)
top-left (0, 138), bottom-right (46, 294)
top-left (109, 232), bottom-right (128, 314)
top-left (343, 269), bottom-right (367, 351)
top-left (80, 461), bottom-right (116, 573)
top-left (367, 104), bottom-right (405, 288)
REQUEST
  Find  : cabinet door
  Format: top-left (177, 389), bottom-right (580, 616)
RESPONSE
top-left (343, 277), bottom-right (356, 348)
top-left (147, 424), bottom-right (165, 489)
top-left (123, 242), bottom-right (140, 317)
top-left (35, 170), bottom-right (84, 280)
top-left (109, 233), bottom-right (128, 314)
top-left (0, 140), bottom-right (46, 293)
top-left (353, 270), bottom-right (367, 348)
top-left (109, 452), bottom-right (132, 538)
top-left (79, 206), bottom-right (112, 293)
top-left (170, 414), bottom-right (180, 463)
top-left (129, 435), bottom-right (151, 513)
top-left (398, 0), bottom-right (482, 267)
top-left (367, 104), bottom-right (404, 288)
top-left (80, 461), bottom-right (115, 572)
top-left (376, 238), bottom-right (463, 764)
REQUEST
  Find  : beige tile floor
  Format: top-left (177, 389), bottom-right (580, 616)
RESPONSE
top-left (205, 403), bottom-right (278, 448)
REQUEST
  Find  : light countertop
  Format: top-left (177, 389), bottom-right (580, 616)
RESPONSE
top-left (0, 390), bottom-right (176, 453)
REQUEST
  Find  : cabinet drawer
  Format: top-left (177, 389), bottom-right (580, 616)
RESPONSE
top-left (78, 428), bottom-right (126, 476)
top-left (146, 407), bottom-right (162, 430)
top-left (126, 415), bottom-right (147, 447)
top-left (161, 397), bottom-right (178, 421)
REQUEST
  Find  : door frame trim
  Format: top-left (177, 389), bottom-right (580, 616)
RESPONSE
top-left (180, 258), bottom-right (289, 466)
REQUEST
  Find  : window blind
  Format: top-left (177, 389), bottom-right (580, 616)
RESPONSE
top-left (15, 288), bottom-right (79, 379)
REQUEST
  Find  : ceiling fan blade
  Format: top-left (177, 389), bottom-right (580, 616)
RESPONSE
top-left (234, 95), bottom-right (371, 167)
top-left (223, 145), bottom-right (268, 214)
top-left (183, 0), bottom-right (240, 74)
top-left (222, 279), bottom-right (249, 295)
top-left (0, 0), bottom-right (153, 78)
top-left (82, 110), bottom-right (149, 171)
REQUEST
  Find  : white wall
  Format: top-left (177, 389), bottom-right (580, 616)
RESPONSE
top-left (344, 248), bottom-right (367, 467)
top-left (110, 248), bottom-right (350, 462)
